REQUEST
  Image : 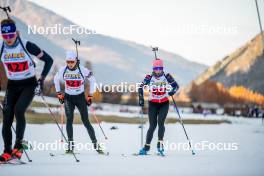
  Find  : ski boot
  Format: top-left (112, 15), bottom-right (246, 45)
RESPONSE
top-left (11, 141), bottom-right (24, 159)
top-left (138, 144), bottom-right (150, 155)
top-left (157, 147), bottom-right (165, 156)
top-left (65, 140), bottom-right (74, 154)
top-left (93, 141), bottom-right (105, 155)
top-left (157, 141), bottom-right (165, 156)
top-left (65, 149), bottom-right (74, 154)
top-left (0, 151), bottom-right (12, 163)
top-left (11, 149), bottom-right (23, 159)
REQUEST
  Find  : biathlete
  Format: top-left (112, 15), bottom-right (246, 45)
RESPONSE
top-left (138, 58), bottom-right (179, 156)
top-left (0, 18), bottom-right (53, 162)
top-left (54, 50), bottom-right (104, 154)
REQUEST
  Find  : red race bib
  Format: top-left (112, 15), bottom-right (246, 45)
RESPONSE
top-left (5, 61), bottom-right (29, 73)
top-left (66, 80), bottom-right (82, 88)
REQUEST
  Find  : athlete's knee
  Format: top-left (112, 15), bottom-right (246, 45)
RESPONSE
top-left (149, 123), bottom-right (157, 132)
top-left (3, 111), bottom-right (13, 124)
top-left (65, 112), bottom-right (74, 123)
top-left (82, 119), bottom-right (92, 129)
top-left (2, 119), bottom-right (12, 128)
top-left (14, 106), bottom-right (26, 117)
top-left (66, 119), bottom-right (73, 126)
top-left (3, 105), bottom-right (12, 117)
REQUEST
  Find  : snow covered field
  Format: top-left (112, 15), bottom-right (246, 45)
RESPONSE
top-left (0, 116), bottom-right (263, 176)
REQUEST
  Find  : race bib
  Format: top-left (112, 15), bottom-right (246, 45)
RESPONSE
top-left (66, 80), bottom-right (82, 88)
top-left (5, 61), bottom-right (29, 73)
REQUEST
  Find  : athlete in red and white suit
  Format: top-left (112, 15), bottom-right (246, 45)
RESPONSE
top-left (138, 58), bottom-right (179, 155)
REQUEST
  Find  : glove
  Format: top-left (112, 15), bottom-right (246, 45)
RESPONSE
top-left (57, 92), bottom-right (64, 104)
top-left (138, 87), bottom-right (144, 107)
top-left (168, 86), bottom-right (179, 96)
top-left (139, 97), bottom-right (144, 107)
top-left (168, 90), bottom-right (176, 96)
top-left (86, 95), bottom-right (93, 106)
top-left (35, 77), bottom-right (44, 95)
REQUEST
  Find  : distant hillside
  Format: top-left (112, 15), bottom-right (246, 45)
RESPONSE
top-left (0, 0), bottom-right (207, 85)
top-left (194, 33), bottom-right (264, 95)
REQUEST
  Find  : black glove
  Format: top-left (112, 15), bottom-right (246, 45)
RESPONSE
top-left (168, 90), bottom-right (176, 96)
top-left (138, 87), bottom-right (144, 107)
top-left (35, 77), bottom-right (44, 95)
top-left (86, 95), bottom-right (93, 106)
top-left (139, 97), bottom-right (144, 107)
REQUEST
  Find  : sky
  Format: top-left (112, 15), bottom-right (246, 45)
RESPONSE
top-left (28, 0), bottom-right (264, 66)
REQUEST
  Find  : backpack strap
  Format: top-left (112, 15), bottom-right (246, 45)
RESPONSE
top-left (77, 64), bottom-right (85, 80)
top-left (0, 42), bottom-right (5, 60)
top-left (17, 36), bottom-right (36, 67)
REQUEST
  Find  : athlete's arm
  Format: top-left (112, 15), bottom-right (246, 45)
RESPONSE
top-left (165, 73), bottom-right (179, 93)
top-left (81, 66), bottom-right (96, 95)
top-left (138, 74), bottom-right (151, 98)
top-left (138, 74), bottom-right (152, 107)
top-left (26, 41), bottom-right (53, 78)
top-left (86, 71), bottom-right (96, 95)
top-left (54, 68), bottom-right (64, 93)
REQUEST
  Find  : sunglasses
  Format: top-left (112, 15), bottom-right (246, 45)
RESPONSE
top-left (2, 33), bottom-right (16, 40)
top-left (153, 67), bottom-right (163, 71)
top-left (66, 60), bottom-right (75, 64)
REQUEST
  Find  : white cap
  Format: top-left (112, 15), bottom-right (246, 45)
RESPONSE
top-left (66, 51), bottom-right (77, 61)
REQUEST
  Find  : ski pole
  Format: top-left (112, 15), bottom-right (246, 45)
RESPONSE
top-left (90, 107), bottom-right (108, 140)
top-left (60, 105), bottom-right (64, 142)
top-left (0, 103), bottom-right (32, 162)
top-left (261, 110), bottom-right (264, 125)
top-left (40, 95), bottom-right (80, 162)
top-left (171, 96), bottom-right (195, 155)
top-left (139, 107), bottom-right (144, 148)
